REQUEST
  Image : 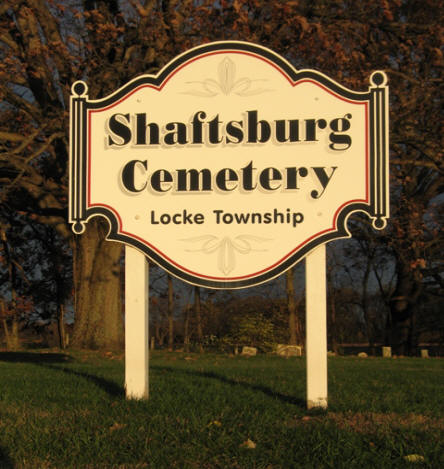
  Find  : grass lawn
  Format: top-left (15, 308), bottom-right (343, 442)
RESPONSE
top-left (0, 350), bottom-right (442, 468)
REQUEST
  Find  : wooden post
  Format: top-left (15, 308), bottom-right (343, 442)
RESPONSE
top-left (306, 244), bottom-right (328, 409)
top-left (125, 246), bottom-right (149, 399)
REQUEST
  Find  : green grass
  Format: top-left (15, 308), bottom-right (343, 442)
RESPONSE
top-left (0, 351), bottom-right (443, 468)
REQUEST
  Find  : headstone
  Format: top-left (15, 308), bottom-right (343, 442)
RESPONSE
top-left (358, 352), bottom-right (368, 358)
top-left (420, 349), bottom-right (429, 358)
top-left (241, 346), bottom-right (257, 356)
top-left (276, 344), bottom-right (302, 357)
top-left (382, 346), bottom-right (391, 358)
top-left (327, 351), bottom-right (336, 357)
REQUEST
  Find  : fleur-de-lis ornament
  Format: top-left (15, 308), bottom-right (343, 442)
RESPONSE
top-left (183, 58), bottom-right (271, 97)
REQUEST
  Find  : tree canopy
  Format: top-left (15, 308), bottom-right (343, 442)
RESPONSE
top-left (0, 0), bottom-right (442, 353)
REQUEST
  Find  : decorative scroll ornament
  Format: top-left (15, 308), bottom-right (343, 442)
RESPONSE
top-left (181, 235), bottom-right (271, 276)
top-left (182, 57), bottom-right (271, 97)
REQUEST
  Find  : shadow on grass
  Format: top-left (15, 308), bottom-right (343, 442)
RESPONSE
top-left (153, 365), bottom-right (306, 408)
top-left (1, 353), bottom-right (305, 406)
top-left (0, 351), bottom-right (124, 399)
top-left (0, 351), bottom-right (71, 364)
top-left (0, 446), bottom-right (14, 469)
top-left (39, 364), bottom-right (125, 398)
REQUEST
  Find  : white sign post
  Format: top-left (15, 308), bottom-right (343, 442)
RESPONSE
top-left (124, 246), bottom-right (149, 399)
top-left (306, 245), bottom-right (327, 409)
top-left (69, 41), bottom-right (389, 406)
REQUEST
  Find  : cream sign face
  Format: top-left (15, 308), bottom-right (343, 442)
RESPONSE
top-left (70, 41), bottom-right (389, 288)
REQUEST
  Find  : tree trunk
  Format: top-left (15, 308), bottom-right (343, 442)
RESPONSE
top-left (167, 274), bottom-right (174, 351)
top-left (2, 321), bottom-right (19, 351)
top-left (155, 322), bottom-right (160, 346)
top-left (71, 218), bottom-right (124, 350)
top-left (57, 303), bottom-right (67, 350)
top-left (194, 286), bottom-right (203, 353)
top-left (1, 301), bottom-right (19, 350)
top-left (9, 319), bottom-right (20, 351)
top-left (389, 261), bottom-right (422, 356)
top-left (286, 268), bottom-right (302, 345)
top-left (183, 304), bottom-right (190, 352)
top-left (361, 257), bottom-right (375, 355)
top-left (0, 300), bottom-right (9, 348)
top-left (1, 232), bottom-right (20, 351)
top-left (328, 285), bottom-right (339, 354)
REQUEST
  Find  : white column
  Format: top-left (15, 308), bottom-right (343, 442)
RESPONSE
top-left (305, 244), bottom-right (328, 409)
top-left (125, 246), bottom-right (149, 399)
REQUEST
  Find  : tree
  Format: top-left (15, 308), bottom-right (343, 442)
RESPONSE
top-left (1, 0), bottom-right (441, 352)
top-left (167, 274), bottom-right (174, 351)
top-left (0, 225), bottom-right (21, 350)
top-left (194, 286), bottom-right (203, 353)
top-left (0, 1), bottom-right (125, 349)
top-left (285, 267), bottom-right (303, 346)
top-left (25, 222), bottom-right (73, 349)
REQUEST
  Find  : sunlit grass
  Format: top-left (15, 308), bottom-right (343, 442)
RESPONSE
top-left (0, 351), bottom-right (442, 468)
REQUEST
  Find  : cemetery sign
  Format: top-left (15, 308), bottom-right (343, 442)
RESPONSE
top-left (69, 41), bottom-right (389, 289)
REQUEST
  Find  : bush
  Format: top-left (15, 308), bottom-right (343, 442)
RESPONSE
top-left (223, 312), bottom-right (276, 352)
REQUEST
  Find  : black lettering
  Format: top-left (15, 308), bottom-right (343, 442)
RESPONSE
top-left (191, 111), bottom-right (206, 144)
top-left (273, 209), bottom-right (284, 224)
top-left (305, 118), bottom-right (327, 142)
top-left (241, 161), bottom-right (257, 191)
top-left (329, 114), bottom-right (352, 150)
top-left (216, 168), bottom-right (238, 191)
top-left (136, 114), bottom-right (160, 145)
top-left (121, 160), bottom-right (147, 192)
top-left (259, 167), bottom-right (282, 190)
top-left (214, 209), bottom-right (223, 223)
top-left (160, 213), bottom-right (171, 224)
top-left (285, 167), bottom-right (298, 189)
top-left (263, 212), bottom-right (272, 224)
top-left (151, 169), bottom-right (173, 192)
top-left (194, 213), bottom-right (204, 224)
top-left (275, 119), bottom-right (300, 142)
top-left (311, 166), bottom-right (337, 198)
top-left (226, 120), bottom-right (244, 143)
top-left (150, 210), bottom-right (159, 224)
top-left (247, 110), bottom-right (271, 143)
top-left (164, 122), bottom-right (188, 145)
top-left (176, 168), bottom-right (212, 191)
top-left (108, 113), bottom-right (131, 146)
top-left (292, 212), bottom-right (304, 226)
top-left (208, 114), bottom-right (223, 144)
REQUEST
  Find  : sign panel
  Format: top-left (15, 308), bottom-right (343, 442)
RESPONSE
top-left (69, 41), bottom-right (389, 288)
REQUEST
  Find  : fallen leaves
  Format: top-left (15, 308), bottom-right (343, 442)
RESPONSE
top-left (404, 454), bottom-right (425, 463)
top-left (240, 439), bottom-right (256, 449)
top-left (328, 412), bottom-right (444, 433)
top-left (109, 422), bottom-right (127, 432)
top-left (208, 420), bottom-right (222, 428)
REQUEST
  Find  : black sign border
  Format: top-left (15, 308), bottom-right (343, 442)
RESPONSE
top-left (69, 41), bottom-right (389, 289)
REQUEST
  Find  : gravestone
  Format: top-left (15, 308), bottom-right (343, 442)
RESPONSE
top-left (276, 344), bottom-right (302, 357)
top-left (241, 346), bottom-right (257, 357)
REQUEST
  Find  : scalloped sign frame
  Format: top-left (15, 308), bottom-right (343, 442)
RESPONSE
top-left (69, 41), bottom-right (389, 289)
